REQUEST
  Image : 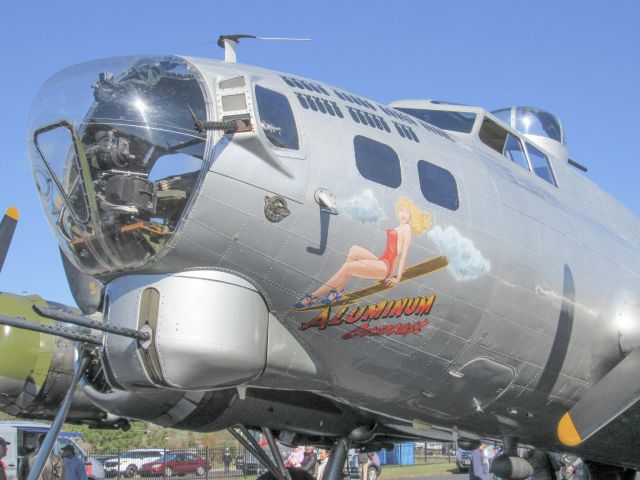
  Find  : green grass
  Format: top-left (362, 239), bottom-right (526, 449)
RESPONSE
top-left (211, 459), bottom-right (459, 480)
top-left (380, 460), bottom-right (459, 479)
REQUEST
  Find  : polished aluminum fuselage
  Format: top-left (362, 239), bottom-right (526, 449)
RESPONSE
top-left (34, 57), bottom-right (640, 466)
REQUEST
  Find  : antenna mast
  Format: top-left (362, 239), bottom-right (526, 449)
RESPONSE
top-left (217, 34), bottom-right (311, 63)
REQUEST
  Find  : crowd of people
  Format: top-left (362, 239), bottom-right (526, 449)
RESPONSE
top-left (284, 446), bottom-right (333, 480)
top-left (281, 446), bottom-right (373, 480)
top-left (0, 434), bottom-right (87, 480)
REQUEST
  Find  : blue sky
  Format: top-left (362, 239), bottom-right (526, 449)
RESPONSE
top-left (1, 0), bottom-right (638, 306)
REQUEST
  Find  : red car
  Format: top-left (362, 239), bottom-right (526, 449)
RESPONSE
top-left (139, 452), bottom-right (209, 477)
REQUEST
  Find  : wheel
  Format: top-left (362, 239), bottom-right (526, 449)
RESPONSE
top-left (367, 467), bottom-right (378, 480)
top-left (196, 467), bottom-right (205, 477)
top-left (257, 467), bottom-right (315, 480)
top-left (126, 465), bottom-right (138, 478)
top-left (164, 467), bottom-right (173, 478)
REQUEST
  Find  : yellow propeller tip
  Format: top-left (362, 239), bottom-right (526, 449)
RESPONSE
top-left (5, 207), bottom-right (19, 221)
top-left (558, 412), bottom-right (582, 446)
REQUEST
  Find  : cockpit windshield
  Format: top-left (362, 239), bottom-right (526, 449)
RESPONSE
top-left (28, 56), bottom-right (208, 276)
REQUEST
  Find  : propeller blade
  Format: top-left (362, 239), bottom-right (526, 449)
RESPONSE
top-left (0, 206), bottom-right (19, 273)
top-left (557, 348), bottom-right (640, 446)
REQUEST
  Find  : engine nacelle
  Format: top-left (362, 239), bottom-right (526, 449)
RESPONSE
top-left (103, 270), bottom-right (269, 390)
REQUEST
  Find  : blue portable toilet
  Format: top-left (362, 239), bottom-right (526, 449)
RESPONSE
top-left (378, 449), bottom-right (389, 465)
top-left (382, 443), bottom-right (415, 465)
top-left (396, 443), bottom-right (415, 465)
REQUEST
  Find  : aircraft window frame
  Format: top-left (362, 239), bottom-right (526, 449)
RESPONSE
top-left (525, 142), bottom-right (558, 187)
top-left (254, 85), bottom-right (300, 150)
top-left (478, 117), bottom-right (508, 153)
top-left (417, 160), bottom-right (460, 211)
top-left (503, 133), bottom-right (531, 171)
top-left (353, 135), bottom-right (402, 189)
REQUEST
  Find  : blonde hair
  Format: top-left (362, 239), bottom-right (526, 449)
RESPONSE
top-left (396, 196), bottom-right (431, 235)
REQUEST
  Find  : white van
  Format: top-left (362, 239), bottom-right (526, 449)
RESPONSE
top-left (0, 421), bottom-right (104, 480)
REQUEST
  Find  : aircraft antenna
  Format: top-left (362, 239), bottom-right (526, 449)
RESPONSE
top-left (216, 34), bottom-right (311, 63)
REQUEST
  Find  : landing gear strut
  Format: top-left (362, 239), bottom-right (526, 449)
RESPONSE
top-left (324, 438), bottom-right (350, 480)
top-left (228, 425), bottom-right (291, 480)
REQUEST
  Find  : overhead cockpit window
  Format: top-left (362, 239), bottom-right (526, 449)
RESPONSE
top-left (396, 107), bottom-right (476, 134)
top-left (255, 85), bottom-right (299, 150)
top-left (526, 143), bottom-right (558, 186)
top-left (354, 136), bottom-right (401, 189)
top-left (28, 55), bottom-right (209, 275)
top-left (417, 161), bottom-right (459, 211)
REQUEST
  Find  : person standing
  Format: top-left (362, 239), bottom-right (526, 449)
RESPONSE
top-left (18, 434), bottom-right (66, 480)
top-left (357, 451), bottom-right (370, 480)
top-left (316, 450), bottom-right (329, 480)
top-left (61, 446), bottom-right (86, 480)
top-left (469, 444), bottom-right (490, 480)
top-left (0, 437), bottom-right (10, 480)
top-left (300, 447), bottom-right (317, 475)
top-left (222, 448), bottom-right (232, 475)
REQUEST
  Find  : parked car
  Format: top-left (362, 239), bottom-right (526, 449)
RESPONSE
top-left (455, 449), bottom-right (472, 472)
top-left (139, 452), bottom-right (209, 477)
top-left (103, 449), bottom-right (164, 477)
top-left (345, 450), bottom-right (381, 480)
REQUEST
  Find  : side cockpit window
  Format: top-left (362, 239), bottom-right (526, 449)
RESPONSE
top-left (480, 118), bottom-right (531, 171)
top-left (255, 85), bottom-right (299, 150)
top-left (479, 117), bottom-right (508, 153)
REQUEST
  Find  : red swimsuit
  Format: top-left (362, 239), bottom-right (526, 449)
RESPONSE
top-left (379, 229), bottom-right (398, 276)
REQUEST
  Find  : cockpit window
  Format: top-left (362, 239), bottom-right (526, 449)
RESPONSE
top-left (526, 143), bottom-right (558, 186)
top-left (478, 117), bottom-right (508, 153)
top-left (255, 85), bottom-right (299, 150)
top-left (503, 134), bottom-right (530, 170)
top-left (395, 107), bottom-right (476, 133)
top-left (28, 56), bottom-right (208, 276)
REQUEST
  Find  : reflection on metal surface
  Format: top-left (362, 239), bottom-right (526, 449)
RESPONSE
top-left (28, 56), bottom-right (208, 276)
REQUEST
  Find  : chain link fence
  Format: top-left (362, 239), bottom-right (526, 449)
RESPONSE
top-left (88, 446), bottom-right (266, 480)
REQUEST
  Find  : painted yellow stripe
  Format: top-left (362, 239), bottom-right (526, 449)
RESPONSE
top-left (557, 412), bottom-right (582, 446)
top-left (5, 207), bottom-right (19, 221)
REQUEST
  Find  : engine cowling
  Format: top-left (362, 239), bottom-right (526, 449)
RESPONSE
top-left (102, 270), bottom-right (269, 390)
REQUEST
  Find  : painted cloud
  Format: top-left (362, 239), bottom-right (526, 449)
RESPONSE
top-left (342, 190), bottom-right (387, 223)
top-left (428, 225), bottom-right (490, 280)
